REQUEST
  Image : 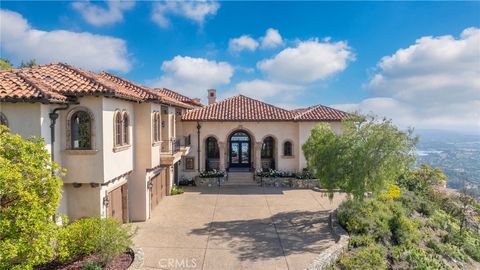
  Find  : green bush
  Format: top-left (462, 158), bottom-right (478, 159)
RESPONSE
top-left (338, 244), bottom-right (387, 270)
top-left (392, 244), bottom-right (449, 269)
top-left (338, 198), bottom-right (394, 242)
top-left (348, 235), bottom-right (375, 248)
top-left (389, 212), bottom-right (418, 245)
top-left (0, 126), bottom-right (63, 270)
top-left (171, 185), bottom-right (184, 195)
top-left (57, 217), bottom-right (133, 265)
top-left (82, 260), bottom-right (102, 270)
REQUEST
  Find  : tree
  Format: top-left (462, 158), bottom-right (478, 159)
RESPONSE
top-left (19, 59), bottom-right (37, 68)
top-left (0, 59), bottom-right (13, 70)
top-left (303, 115), bottom-right (417, 200)
top-left (0, 125), bottom-right (63, 269)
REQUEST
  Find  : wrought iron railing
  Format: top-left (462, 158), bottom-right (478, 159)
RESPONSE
top-left (160, 135), bottom-right (191, 154)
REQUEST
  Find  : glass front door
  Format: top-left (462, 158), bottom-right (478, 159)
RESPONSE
top-left (229, 132), bottom-right (251, 168)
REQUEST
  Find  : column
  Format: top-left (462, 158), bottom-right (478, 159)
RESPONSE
top-left (254, 142), bottom-right (262, 171)
top-left (218, 141), bottom-right (226, 171)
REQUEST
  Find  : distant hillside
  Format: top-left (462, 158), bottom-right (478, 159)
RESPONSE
top-left (414, 129), bottom-right (480, 199)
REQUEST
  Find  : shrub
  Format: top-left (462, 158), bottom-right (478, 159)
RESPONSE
top-left (0, 126), bottom-right (63, 269)
top-left (348, 235), bottom-right (375, 248)
top-left (389, 212), bottom-right (418, 245)
top-left (82, 260), bottom-right (102, 270)
top-left (392, 244), bottom-right (449, 269)
top-left (57, 217), bottom-right (133, 265)
top-left (379, 184), bottom-right (401, 200)
top-left (171, 185), bottom-right (184, 195)
top-left (199, 169), bottom-right (224, 178)
top-left (338, 198), bottom-right (393, 242)
top-left (338, 244), bottom-right (387, 270)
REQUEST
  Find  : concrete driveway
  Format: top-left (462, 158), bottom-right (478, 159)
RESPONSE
top-left (133, 186), bottom-right (346, 270)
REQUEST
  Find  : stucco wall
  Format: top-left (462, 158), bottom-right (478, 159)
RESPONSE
top-left (129, 103), bottom-right (162, 221)
top-left (64, 183), bottom-right (102, 221)
top-left (0, 102), bottom-right (42, 138)
top-left (181, 121), bottom-right (300, 177)
top-left (298, 121), bottom-right (343, 170)
top-left (180, 121), bottom-right (343, 178)
top-left (60, 97), bottom-right (104, 183)
top-left (102, 97), bottom-right (134, 181)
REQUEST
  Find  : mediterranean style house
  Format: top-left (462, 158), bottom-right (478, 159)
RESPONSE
top-left (0, 63), bottom-right (347, 223)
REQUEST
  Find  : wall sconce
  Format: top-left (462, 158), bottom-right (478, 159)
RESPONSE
top-left (103, 195), bottom-right (110, 207)
top-left (73, 183), bottom-right (82, 188)
top-left (90, 183), bottom-right (99, 188)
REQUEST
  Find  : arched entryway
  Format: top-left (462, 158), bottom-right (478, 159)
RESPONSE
top-left (228, 131), bottom-right (251, 169)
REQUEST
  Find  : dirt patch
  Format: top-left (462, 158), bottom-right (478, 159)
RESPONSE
top-left (35, 250), bottom-right (134, 270)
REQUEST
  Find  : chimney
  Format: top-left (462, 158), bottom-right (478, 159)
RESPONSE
top-left (207, 89), bottom-right (216, 105)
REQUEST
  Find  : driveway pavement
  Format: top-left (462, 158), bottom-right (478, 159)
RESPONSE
top-left (133, 186), bottom-right (346, 270)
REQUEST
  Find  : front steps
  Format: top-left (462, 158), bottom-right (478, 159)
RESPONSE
top-left (223, 172), bottom-right (257, 187)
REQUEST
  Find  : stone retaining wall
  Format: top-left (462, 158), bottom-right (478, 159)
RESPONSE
top-left (307, 210), bottom-right (349, 270)
top-left (255, 176), bottom-right (319, 189)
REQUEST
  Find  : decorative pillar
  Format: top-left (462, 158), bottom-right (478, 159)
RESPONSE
top-left (218, 141), bottom-right (226, 171)
top-left (254, 142), bottom-right (262, 171)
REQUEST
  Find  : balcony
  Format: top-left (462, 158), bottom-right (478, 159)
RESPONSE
top-left (160, 135), bottom-right (191, 165)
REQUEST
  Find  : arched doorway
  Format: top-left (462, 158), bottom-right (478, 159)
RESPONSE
top-left (228, 131), bottom-right (251, 169)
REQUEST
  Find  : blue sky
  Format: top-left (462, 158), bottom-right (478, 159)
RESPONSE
top-left (1, 1), bottom-right (479, 131)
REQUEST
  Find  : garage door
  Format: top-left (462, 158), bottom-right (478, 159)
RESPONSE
top-left (107, 184), bottom-right (128, 223)
top-left (150, 168), bottom-right (169, 211)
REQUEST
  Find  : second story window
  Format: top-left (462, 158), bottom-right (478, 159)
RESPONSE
top-left (115, 111), bottom-right (122, 146)
top-left (114, 110), bottom-right (130, 149)
top-left (122, 111), bottom-right (129, 145)
top-left (71, 111), bottom-right (92, 150)
top-left (153, 111), bottom-right (161, 142)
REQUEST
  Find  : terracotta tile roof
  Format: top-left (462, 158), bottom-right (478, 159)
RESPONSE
top-left (0, 70), bottom-right (68, 103)
top-left (0, 63), bottom-right (192, 108)
top-left (155, 88), bottom-right (203, 107)
top-left (292, 105), bottom-right (349, 121)
top-left (98, 73), bottom-right (193, 108)
top-left (182, 95), bottom-right (296, 121)
top-left (182, 95), bottom-right (349, 122)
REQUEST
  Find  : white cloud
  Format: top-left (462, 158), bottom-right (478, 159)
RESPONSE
top-left (232, 79), bottom-right (303, 100)
top-left (0, 9), bottom-right (131, 72)
top-left (257, 39), bottom-right (355, 83)
top-left (148, 56), bottom-right (233, 98)
top-left (336, 27), bottom-right (480, 131)
top-left (151, 1), bottom-right (219, 28)
top-left (228, 35), bottom-right (259, 52)
top-left (72, 0), bottom-right (135, 26)
top-left (260, 28), bottom-right (283, 49)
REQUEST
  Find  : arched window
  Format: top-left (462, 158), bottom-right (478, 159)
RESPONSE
top-left (261, 136), bottom-right (274, 158)
top-left (71, 111), bottom-right (92, 150)
top-left (0, 112), bottom-right (8, 127)
top-left (114, 111), bottom-right (122, 146)
top-left (153, 112), bottom-right (160, 142)
top-left (206, 137), bottom-right (219, 159)
top-left (122, 112), bottom-right (129, 145)
top-left (283, 141), bottom-right (292, 156)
